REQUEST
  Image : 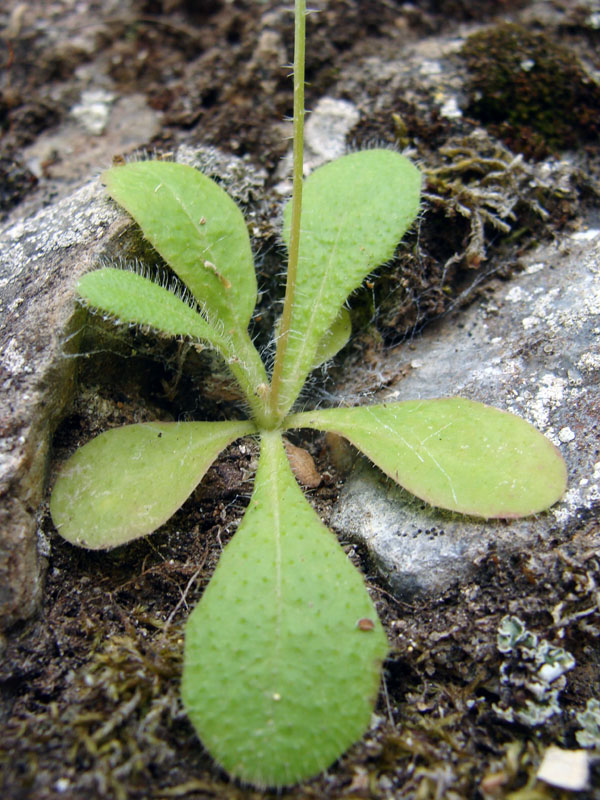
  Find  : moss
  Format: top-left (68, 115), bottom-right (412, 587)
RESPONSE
top-left (461, 23), bottom-right (600, 159)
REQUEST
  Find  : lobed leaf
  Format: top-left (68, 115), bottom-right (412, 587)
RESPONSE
top-left (78, 267), bottom-right (231, 355)
top-left (278, 150), bottom-right (421, 414)
top-left (286, 399), bottom-right (567, 518)
top-left (51, 420), bottom-right (255, 549)
top-left (181, 430), bottom-right (388, 788)
top-left (103, 161), bottom-right (257, 330)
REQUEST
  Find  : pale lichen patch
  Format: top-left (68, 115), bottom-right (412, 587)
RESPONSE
top-left (558, 427), bottom-right (575, 443)
top-left (578, 352), bottom-right (600, 372)
top-left (1, 337), bottom-right (28, 375)
top-left (505, 285), bottom-right (528, 303)
top-left (571, 229), bottom-right (600, 242)
top-left (528, 373), bottom-right (566, 436)
top-left (522, 316), bottom-right (541, 330)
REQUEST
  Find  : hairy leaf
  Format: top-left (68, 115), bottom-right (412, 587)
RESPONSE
top-left (51, 421), bottom-right (255, 548)
top-left (182, 430), bottom-right (388, 788)
top-left (313, 306), bottom-right (352, 368)
top-left (278, 150), bottom-right (421, 414)
top-left (286, 399), bottom-right (567, 517)
top-left (275, 307), bottom-right (352, 371)
top-left (103, 161), bottom-right (257, 330)
top-left (78, 268), bottom-right (231, 355)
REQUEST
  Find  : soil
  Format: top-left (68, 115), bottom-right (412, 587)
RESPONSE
top-left (1, 1), bottom-right (600, 799)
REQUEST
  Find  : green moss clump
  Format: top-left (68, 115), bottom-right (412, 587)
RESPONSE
top-left (461, 23), bottom-right (600, 158)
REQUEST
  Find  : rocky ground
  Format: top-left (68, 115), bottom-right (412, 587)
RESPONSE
top-left (1, 1), bottom-right (600, 798)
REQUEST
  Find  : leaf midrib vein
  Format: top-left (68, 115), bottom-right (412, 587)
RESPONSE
top-left (283, 212), bottom-right (351, 403)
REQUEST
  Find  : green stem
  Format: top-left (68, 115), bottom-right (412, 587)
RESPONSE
top-left (268, 0), bottom-right (305, 422)
top-left (227, 330), bottom-right (272, 429)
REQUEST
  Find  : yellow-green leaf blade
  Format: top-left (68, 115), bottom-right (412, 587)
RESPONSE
top-left (181, 430), bottom-right (388, 788)
top-left (313, 306), bottom-right (352, 368)
top-left (78, 268), bottom-right (231, 353)
top-left (278, 150), bottom-right (421, 414)
top-left (286, 399), bottom-right (567, 518)
top-left (103, 161), bottom-right (257, 329)
top-left (51, 420), bottom-right (255, 549)
top-left (275, 306), bottom-right (351, 371)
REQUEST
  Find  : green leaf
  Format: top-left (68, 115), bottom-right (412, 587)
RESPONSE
top-left (278, 150), bottom-right (421, 414)
top-left (275, 306), bottom-right (352, 371)
top-left (78, 268), bottom-right (232, 355)
top-left (181, 430), bottom-right (388, 788)
top-left (103, 161), bottom-right (257, 330)
top-left (51, 420), bottom-right (255, 549)
top-left (313, 306), bottom-right (352, 368)
top-left (285, 399), bottom-right (567, 518)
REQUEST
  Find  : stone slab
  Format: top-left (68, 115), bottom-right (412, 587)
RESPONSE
top-left (331, 226), bottom-right (600, 599)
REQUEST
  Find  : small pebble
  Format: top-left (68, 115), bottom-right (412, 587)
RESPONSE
top-left (537, 746), bottom-right (589, 791)
top-left (558, 427), bottom-right (575, 443)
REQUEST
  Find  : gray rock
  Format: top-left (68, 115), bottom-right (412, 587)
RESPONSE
top-left (331, 225), bottom-right (600, 599)
top-left (274, 97), bottom-right (360, 192)
top-left (22, 93), bottom-right (162, 209)
top-left (0, 180), bottom-right (122, 629)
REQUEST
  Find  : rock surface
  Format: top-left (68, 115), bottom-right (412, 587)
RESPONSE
top-left (0, 181), bottom-right (122, 629)
top-left (331, 224), bottom-right (600, 598)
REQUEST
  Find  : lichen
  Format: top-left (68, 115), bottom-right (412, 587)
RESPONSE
top-left (492, 615), bottom-right (575, 727)
top-left (576, 698), bottom-right (600, 748)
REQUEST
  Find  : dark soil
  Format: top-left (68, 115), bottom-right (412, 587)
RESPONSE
top-left (1, 1), bottom-right (599, 799)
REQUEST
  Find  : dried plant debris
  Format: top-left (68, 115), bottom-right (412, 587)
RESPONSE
top-left (422, 130), bottom-right (563, 269)
top-left (371, 128), bottom-right (579, 344)
top-left (492, 615), bottom-right (575, 727)
top-left (537, 745), bottom-right (590, 792)
top-left (461, 23), bottom-right (600, 159)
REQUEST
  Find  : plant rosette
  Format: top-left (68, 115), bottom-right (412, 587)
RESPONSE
top-left (50, 1), bottom-right (567, 789)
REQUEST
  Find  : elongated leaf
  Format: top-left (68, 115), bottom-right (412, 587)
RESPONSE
top-left (182, 430), bottom-right (388, 788)
top-left (285, 399), bottom-right (567, 518)
top-left (278, 150), bottom-right (421, 414)
top-left (78, 268), bottom-right (231, 354)
top-left (51, 420), bottom-right (255, 549)
top-left (103, 161), bottom-right (257, 329)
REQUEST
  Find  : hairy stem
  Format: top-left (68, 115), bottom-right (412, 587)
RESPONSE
top-left (228, 329), bottom-right (272, 428)
top-left (268, 0), bottom-right (305, 422)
